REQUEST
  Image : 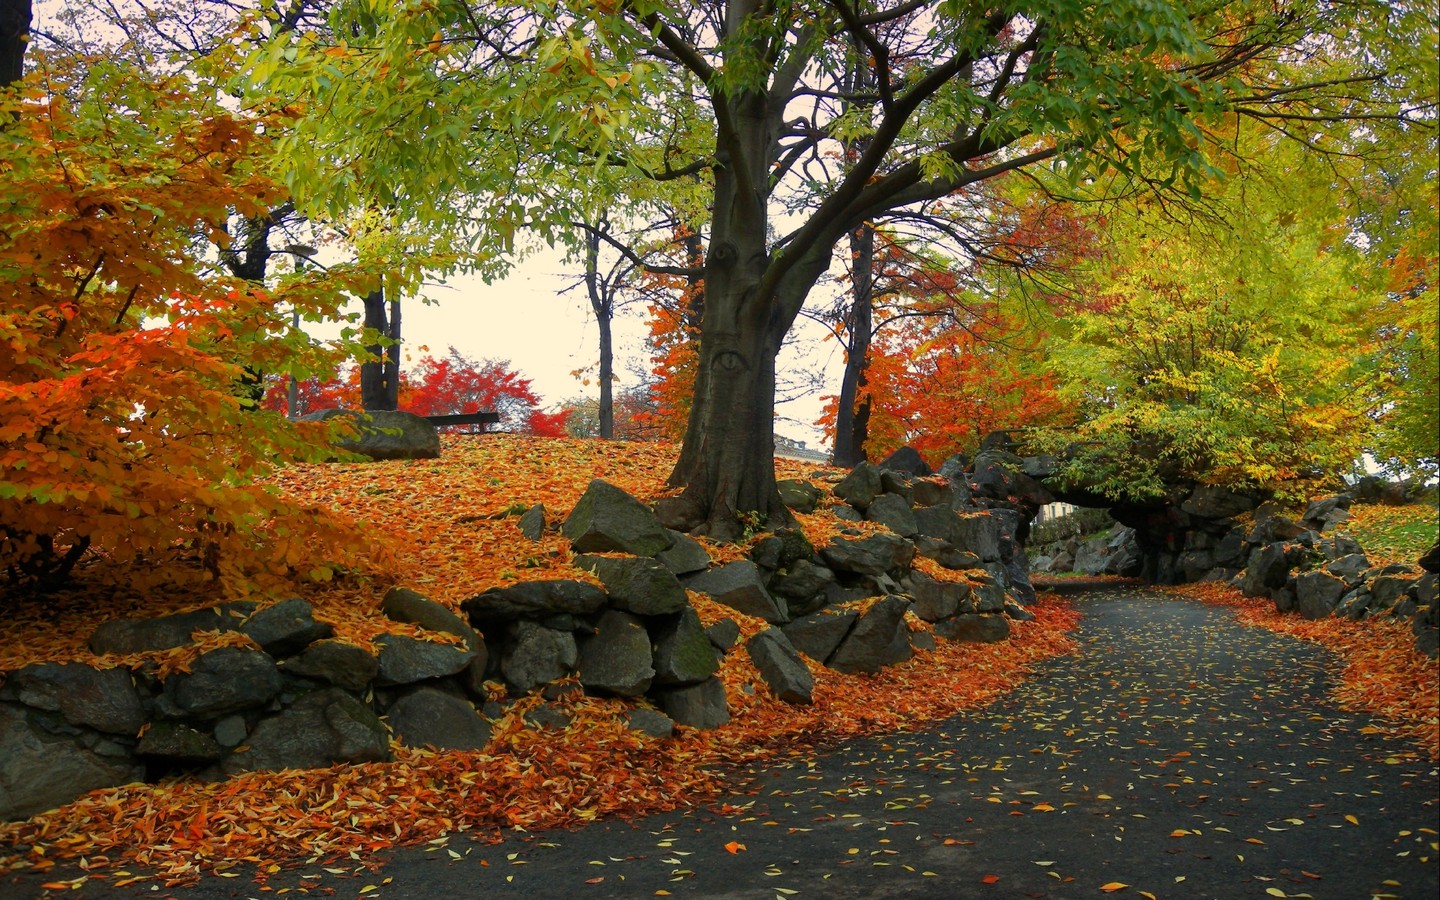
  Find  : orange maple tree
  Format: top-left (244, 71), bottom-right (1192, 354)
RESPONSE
top-left (0, 53), bottom-right (377, 593)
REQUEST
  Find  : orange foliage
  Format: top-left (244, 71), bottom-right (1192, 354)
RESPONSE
top-left (1174, 582), bottom-right (1439, 760)
top-left (0, 436), bottom-right (1079, 887)
top-left (0, 57), bottom-right (376, 595)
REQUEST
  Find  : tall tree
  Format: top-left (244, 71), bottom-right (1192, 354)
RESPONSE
top-left (257, 1), bottom-right (1424, 538)
top-left (0, 0), bottom-right (28, 88)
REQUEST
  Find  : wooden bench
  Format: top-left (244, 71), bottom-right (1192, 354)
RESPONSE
top-left (424, 412), bottom-right (501, 431)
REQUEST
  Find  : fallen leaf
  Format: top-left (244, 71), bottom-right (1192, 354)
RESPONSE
top-left (725, 841), bottom-right (747, 854)
top-left (1100, 883), bottom-right (1129, 893)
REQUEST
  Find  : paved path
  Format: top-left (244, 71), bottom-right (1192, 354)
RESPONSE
top-left (8, 588), bottom-right (1438, 899)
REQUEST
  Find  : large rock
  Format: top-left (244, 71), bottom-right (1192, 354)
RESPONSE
top-left (135, 721), bottom-right (224, 764)
top-left (88, 602), bottom-right (255, 655)
top-left (832, 462), bottom-right (883, 510)
top-left (382, 588), bottom-right (481, 649)
top-left (1241, 542), bottom-right (1293, 598)
top-left (952, 515), bottom-right (1004, 562)
top-left (574, 555), bottom-right (689, 616)
top-left (865, 493), bottom-right (919, 538)
top-left (499, 621), bottom-right (578, 694)
top-left (820, 533), bottom-right (915, 576)
top-left (651, 607), bottom-right (720, 686)
top-left (1301, 495), bottom-right (1352, 532)
top-left (561, 480), bottom-right (674, 556)
top-left (934, 614), bottom-right (1011, 643)
top-left (776, 479), bottom-right (823, 514)
top-left (685, 561), bottom-right (789, 623)
top-left (2, 663), bottom-right (145, 736)
top-left (651, 677), bottom-right (729, 730)
top-left (280, 640), bottom-right (379, 692)
top-left (462, 579), bottom-right (608, 625)
top-left (299, 408), bottom-right (439, 460)
top-left (909, 573), bottom-right (970, 622)
top-left (517, 504), bottom-right (547, 540)
top-left (767, 559), bottom-right (836, 618)
top-left (163, 647), bottom-right (282, 718)
top-left (241, 598), bottom-right (334, 657)
top-left (0, 703), bottom-right (146, 821)
top-left (577, 610), bottom-right (654, 697)
top-left (223, 688), bottom-right (389, 774)
top-left (1294, 570), bottom-right (1347, 620)
top-left (385, 687), bottom-right (492, 751)
top-left (827, 596), bottom-right (913, 674)
top-left (1181, 485), bottom-right (1261, 520)
top-left (748, 528), bottom-right (816, 571)
top-left (745, 629), bottom-right (814, 705)
top-left (374, 634), bottom-right (476, 687)
top-left (876, 446), bottom-right (933, 477)
top-left (655, 530), bottom-right (712, 576)
top-left (782, 608), bottom-right (858, 664)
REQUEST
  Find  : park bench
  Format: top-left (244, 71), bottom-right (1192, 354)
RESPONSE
top-left (424, 412), bottom-right (501, 431)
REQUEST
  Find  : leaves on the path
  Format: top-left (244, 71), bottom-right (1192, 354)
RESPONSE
top-left (1175, 582), bottom-right (1439, 760)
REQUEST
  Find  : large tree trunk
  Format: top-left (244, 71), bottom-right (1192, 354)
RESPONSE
top-left (359, 287), bottom-right (400, 410)
top-left (0, 0), bottom-right (29, 89)
top-left (832, 223), bottom-right (876, 468)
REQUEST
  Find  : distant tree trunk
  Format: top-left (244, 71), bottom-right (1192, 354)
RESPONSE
top-left (360, 287), bottom-right (400, 410)
top-left (584, 225), bottom-right (615, 439)
top-left (217, 205), bottom-right (292, 409)
top-left (832, 223), bottom-right (876, 468)
top-left (0, 0), bottom-right (29, 89)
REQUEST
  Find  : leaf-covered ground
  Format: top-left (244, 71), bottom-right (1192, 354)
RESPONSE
top-left (1342, 503), bottom-right (1439, 568)
top-left (9, 588), bottom-right (1435, 900)
top-left (0, 436), bottom-right (1080, 891)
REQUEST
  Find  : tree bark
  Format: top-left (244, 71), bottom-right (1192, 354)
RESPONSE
top-left (359, 287), bottom-right (399, 410)
top-left (832, 223), bottom-right (877, 468)
top-left (0, 0), bottom-right (29, 90)
top-left (583, 225), bottom-right (615, 439)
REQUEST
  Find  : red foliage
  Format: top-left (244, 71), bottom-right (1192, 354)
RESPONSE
top-left (261, 348), bottom-right (568, 435)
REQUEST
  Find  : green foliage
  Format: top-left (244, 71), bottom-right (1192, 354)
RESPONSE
top-left (1028, 129), bottom-right (1386, 501)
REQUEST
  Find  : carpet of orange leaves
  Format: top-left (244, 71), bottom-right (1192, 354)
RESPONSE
top-left (1174, 581), bottom-right (1439, 761)
top-left (0, 436), bottom-right (1080, 888)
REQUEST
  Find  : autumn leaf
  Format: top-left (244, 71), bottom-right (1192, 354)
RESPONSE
top-left (724, 841), bottom-right (747, 854)
top-left (1099, 883), bottom-right (1129, 892)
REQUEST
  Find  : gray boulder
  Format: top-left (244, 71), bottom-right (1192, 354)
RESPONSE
top-left (746, 629), bottom-right (814, 705)
top-left (241, 597), bottom-right (334, 657)
top-left (651, 677), bottom-right (729, 730)
top-left (827, 596), bottom-right (913, 674)
top-left (0, 703), bottom-right (146, 821)
top-left (374, 634), bottom-right (475, 687)
top-left (934, 614), bottom-right (1011, 643)
top-left (1325, 553), bottom-right (1370, 585)
top-left (88, 602), bottom-right (255, 655)
top-left (385, 687), bottom-right (492, 751)
top-left (832, 462), bottom-right (883, 510)
top-left (909, 573), bottom-right (970, 622)
top-left (500, 621), bottom-right (578, 694)
top-left (223, 688), bottom-right (389, 774)
top-left (651, 607), bottom-right (720, 686)
top-left (748, 529), bottom-right (816, 571)
top-left (625, 707), bottom-right (675, 739)
top-left (706, 618), bottom-right (741, 652)
top-left (1241, 542), bottom-right (1293, 598)
top-left (517, 503), bottom-right (547, 540)
top-left (135, 722), bottom-right (223, 763)
top-left (876, 446), bottom-right (933, 477)
top-left (952, 515), bottom-right (1004, 562)
top-left (1248, 516), bottom-right (1306, 545)
top-left (2, 663), bottom-right (145, 736)
top-left (782, 608), bottom-right (858, 664)
top-left (561, 479), bottom-right (674, 556)
top-left (163, 647), bottom-right (281, 718)
top-left (865, 493), bottom-right (919, 538)
top-left (463, 579), bottom-right (608, 625)
top-left (820, 533), bottom-right (915, 576)
top-left (655, 530), bottom-right (712, 576)
top-left (577, 610), bottom-right (654, 697)
top-left (575, 555), bottom-right (689, 616)
top-left (777, 479), bottom-right (822, 514)
top-left (1181, 485), bottom-right (1261, 519)
top-left (910, 479), bottom-right (950, 508)
top-left (685, 561), bottom-right (789, 623)
top-left (382, 587), bottom-right (481, 649)
top-left (299, 408), bottom-right (439, 460)
top-left (280, 640), bottom-right (379, 692)
top-left (1301, 495), bottom-right (1352, 532)
top-left (1294, 570), bottom-right (1347, 620)
top-left (1372, 574), bottom-right (1419, 609)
